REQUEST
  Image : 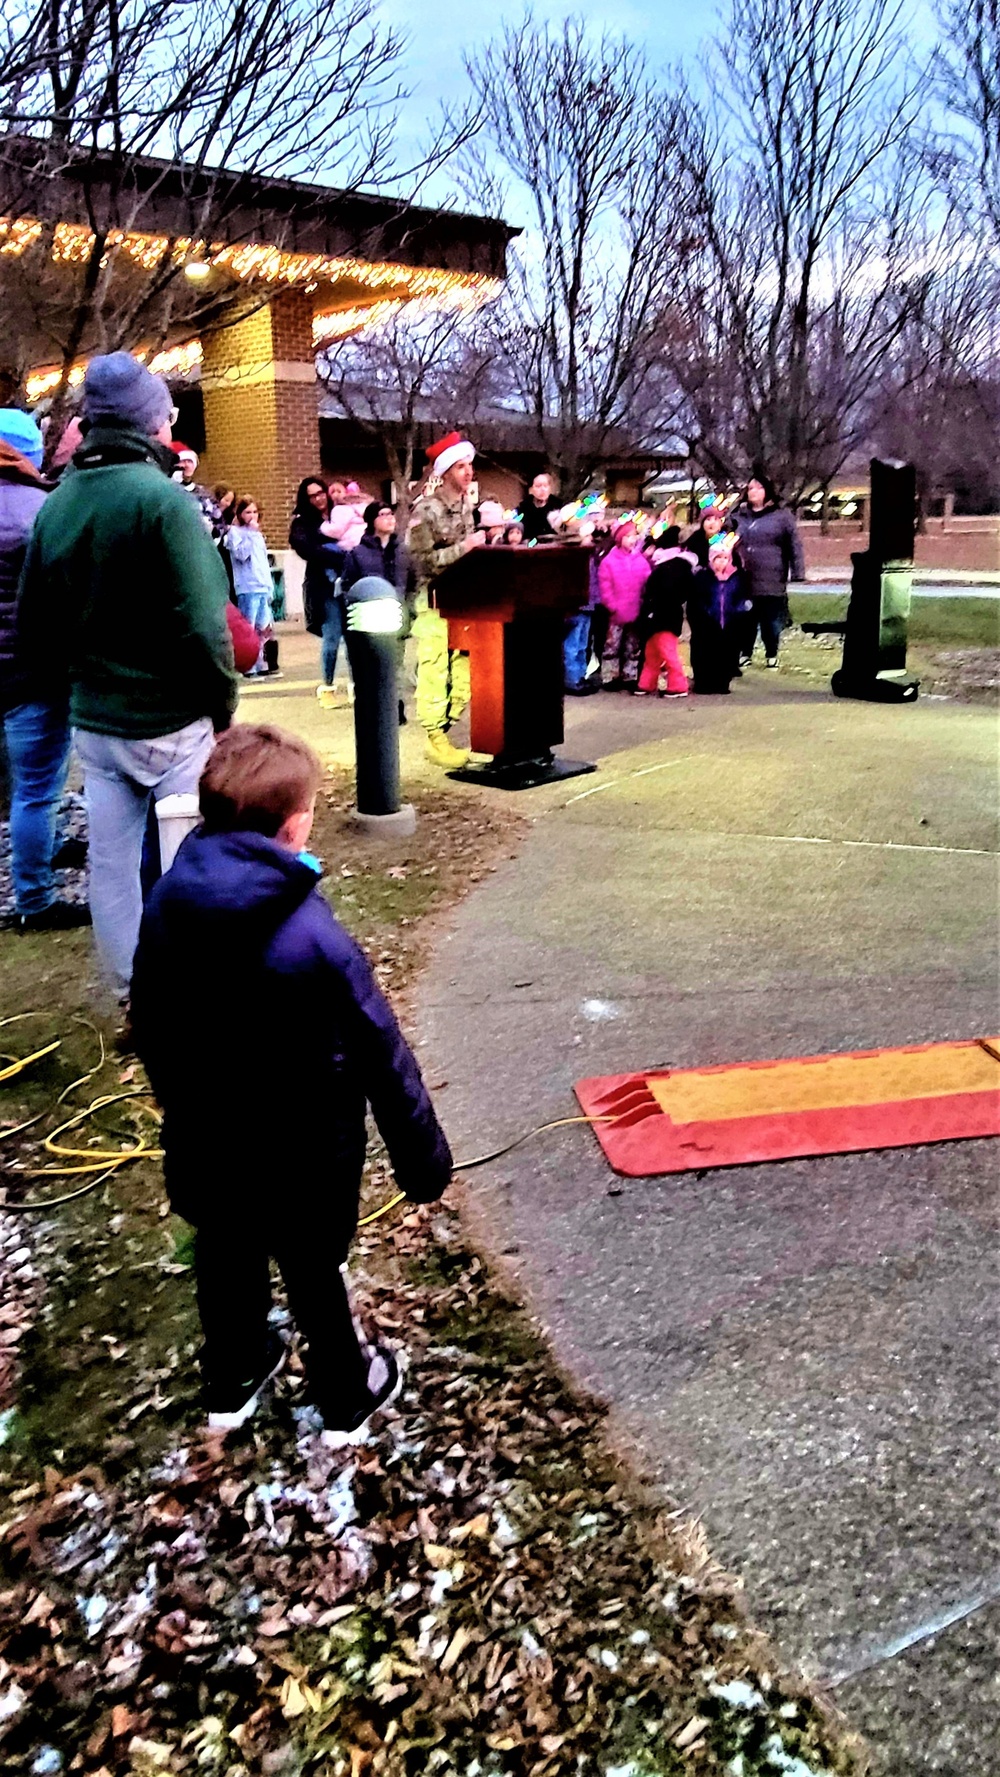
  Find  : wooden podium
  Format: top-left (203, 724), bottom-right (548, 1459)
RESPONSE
top-left (434, 542), bottom-right (597, 789)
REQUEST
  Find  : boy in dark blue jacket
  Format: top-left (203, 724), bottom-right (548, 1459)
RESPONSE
top-left (130, 723), bottom-right (453, 1441)
top-left (687, 540), bottom-right (753, 695)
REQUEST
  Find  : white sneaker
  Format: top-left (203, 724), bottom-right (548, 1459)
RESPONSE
top-left (206, 1338), bottom-right (286, 1431)
top-left (320, 1347), bottom-right (405, 1449)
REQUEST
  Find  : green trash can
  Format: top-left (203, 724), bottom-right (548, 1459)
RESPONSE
top-left (268, 554), bottom-right (286, 623)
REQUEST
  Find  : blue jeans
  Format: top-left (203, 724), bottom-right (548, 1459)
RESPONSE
top-left (237, 592), bottom-right (272, 674)
top-left (322, 592), bottom-right (348, 685)
top-left (743, 598), bottom-right (786, 660)
top-left (563, 612), bottom-right (592, 688)
top-left (74, 719), bottom-right (215, 998)
top-left (3, 699), bottom-right (72, 914)
top-left (236, 591), bottom-right (272, 631)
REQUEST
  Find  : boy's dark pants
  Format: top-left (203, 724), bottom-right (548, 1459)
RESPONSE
top-left (194, 1217), bottom-right (370, 1423)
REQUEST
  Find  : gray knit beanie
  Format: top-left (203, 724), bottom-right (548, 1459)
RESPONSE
top-left (81, 352), bottom-right (172, 435)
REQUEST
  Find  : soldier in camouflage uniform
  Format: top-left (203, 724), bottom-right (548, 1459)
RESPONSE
top-left (172, 445), bottom-right (225, 540)
top-left (406, 432), bottom-right (485, 769)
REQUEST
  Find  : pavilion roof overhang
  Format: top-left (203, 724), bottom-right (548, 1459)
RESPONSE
top-left (2, 136), bottom-right (518, 398)
top-left (0, 136), bottom-right (516, 280)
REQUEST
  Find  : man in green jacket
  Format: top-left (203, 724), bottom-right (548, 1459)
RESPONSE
top-left (18, 353), bottom-right (237, 999)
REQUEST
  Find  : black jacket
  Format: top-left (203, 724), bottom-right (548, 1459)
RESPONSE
top-left (640, 553), bottom-right (695, 638)
top-left (514, 495), bottom-right (562, 541)
top-left (130, 829), bottom-right (453, 1235)
top-left (288, 514), bottom-right (344, 637)
top-left (342, 530), bottom-right (406, 597)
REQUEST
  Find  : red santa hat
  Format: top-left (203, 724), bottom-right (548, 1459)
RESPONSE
top-left (169, 441), bottom-right (199, 467)
top-left (426, 430), bottom-right (475, 477)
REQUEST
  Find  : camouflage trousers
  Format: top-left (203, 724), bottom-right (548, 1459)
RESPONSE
top-left (412, 607), bottom-right (471, 734)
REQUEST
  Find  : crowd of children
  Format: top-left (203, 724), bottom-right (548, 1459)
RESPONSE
top-left (570, 474), bottom-right (806, 698)
top-left (284, 462), bottom-right (806, 717)
top-left (173, 451), bottom-right (804, 760)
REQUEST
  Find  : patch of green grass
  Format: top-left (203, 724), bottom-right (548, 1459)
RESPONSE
top-left (789, 591), bottom-right (1000, 649)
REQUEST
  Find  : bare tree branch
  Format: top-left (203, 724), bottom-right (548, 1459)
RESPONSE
top-left (317, 307), bottom-right (501, 530)
top-left (666, 0), bottom-right (935, 501)
top-left (0, 0), bottom-right (478, 441)
top-left (458, 14), bottom-right (690, 496)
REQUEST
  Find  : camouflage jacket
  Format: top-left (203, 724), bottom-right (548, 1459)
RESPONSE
top-left (184, 481), bottom-right (225, 541)
top-left (406, 486), bottom-right (476, 607)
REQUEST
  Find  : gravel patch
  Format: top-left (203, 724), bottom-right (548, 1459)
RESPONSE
top-left (0, 793), bottom-right (89, 922)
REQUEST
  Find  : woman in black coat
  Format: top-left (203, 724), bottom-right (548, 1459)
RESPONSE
top-left (288, 478), bottom-right (346, 695)
top-left (733, 473), bottom-right (805, 668)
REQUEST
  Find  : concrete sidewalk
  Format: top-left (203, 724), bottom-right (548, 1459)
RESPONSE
top-left (415, 678), bottom-right (1000, 1776)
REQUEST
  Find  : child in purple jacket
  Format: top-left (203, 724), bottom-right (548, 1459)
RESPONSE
top-left (130, 724), bottom-right (452, 1443)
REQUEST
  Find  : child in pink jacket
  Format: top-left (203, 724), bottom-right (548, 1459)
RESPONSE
top-left (322, 479), bottom-right (368, 552)
top-left (597, 520), bottom-right (651, 689)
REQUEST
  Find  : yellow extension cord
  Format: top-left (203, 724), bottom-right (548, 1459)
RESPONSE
top-left (1, 1015), bottom-right (615, 1219)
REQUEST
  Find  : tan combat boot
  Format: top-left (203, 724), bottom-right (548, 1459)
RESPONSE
top-left (425, 729), bottom-right (470, 769)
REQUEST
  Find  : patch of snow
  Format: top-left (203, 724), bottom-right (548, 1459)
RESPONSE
top-left (76, 1592), bottom-right (109, 1637)
top-left (763, 1737), bottom-right (831, 1777)
top-left (0, 1681), bottom-right (27, 1723)
top-left (32, 1749), bottom-right (63, 1775)
top-left (710, 1679), bottom-right (765, 1710)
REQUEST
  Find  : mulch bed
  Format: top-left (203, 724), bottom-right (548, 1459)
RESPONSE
top-left (0, 774), bottom-right (868, 1777)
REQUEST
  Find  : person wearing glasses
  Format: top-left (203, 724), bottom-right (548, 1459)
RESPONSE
top-left (342, 502), bottom-right (410, 724)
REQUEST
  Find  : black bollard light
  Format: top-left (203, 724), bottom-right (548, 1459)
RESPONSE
top-left (343, 574), bottom-right (416, 837)
top-left (802, 458), bottom-right (920, 703)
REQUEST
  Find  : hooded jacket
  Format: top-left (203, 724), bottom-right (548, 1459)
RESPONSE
top-left (17, 422), bottom-right (236, 738)
top-left (129, 828), bottom-right (453, 1232)
top-left (733, 503), bottom-right (805, 599)
top-left (0, 441), bottom-right (48, 715)
top-left (640, 549), bottom-right (697, 638)
top-left (597, 544), bottom-right (652, 624)
top-left (225, 522), bottom-right (274, 602)
top-left (514, 493), bottom-right (562, 541)
top-left (341, 529), bottom-right (406, 598)
top-left (688, 565), bottom-right (752, 630)
top-left (325, 499), bottom-right (367, 551)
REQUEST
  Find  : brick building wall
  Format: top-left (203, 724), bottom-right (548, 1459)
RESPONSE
top-left (199, 291), bottom-right (322, 540)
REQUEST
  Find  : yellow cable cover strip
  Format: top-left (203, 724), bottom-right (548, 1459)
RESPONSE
top-left (646, 1041), bottom-right (1000, 1126)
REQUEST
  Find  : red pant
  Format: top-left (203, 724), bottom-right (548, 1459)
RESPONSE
top-left (638, 631), bottom-right (688, 694)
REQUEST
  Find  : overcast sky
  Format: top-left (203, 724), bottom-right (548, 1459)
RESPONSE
top-left (379, 0), bottom-right (938, 208)
top-left (380, 0), bottom-right (708, 205)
